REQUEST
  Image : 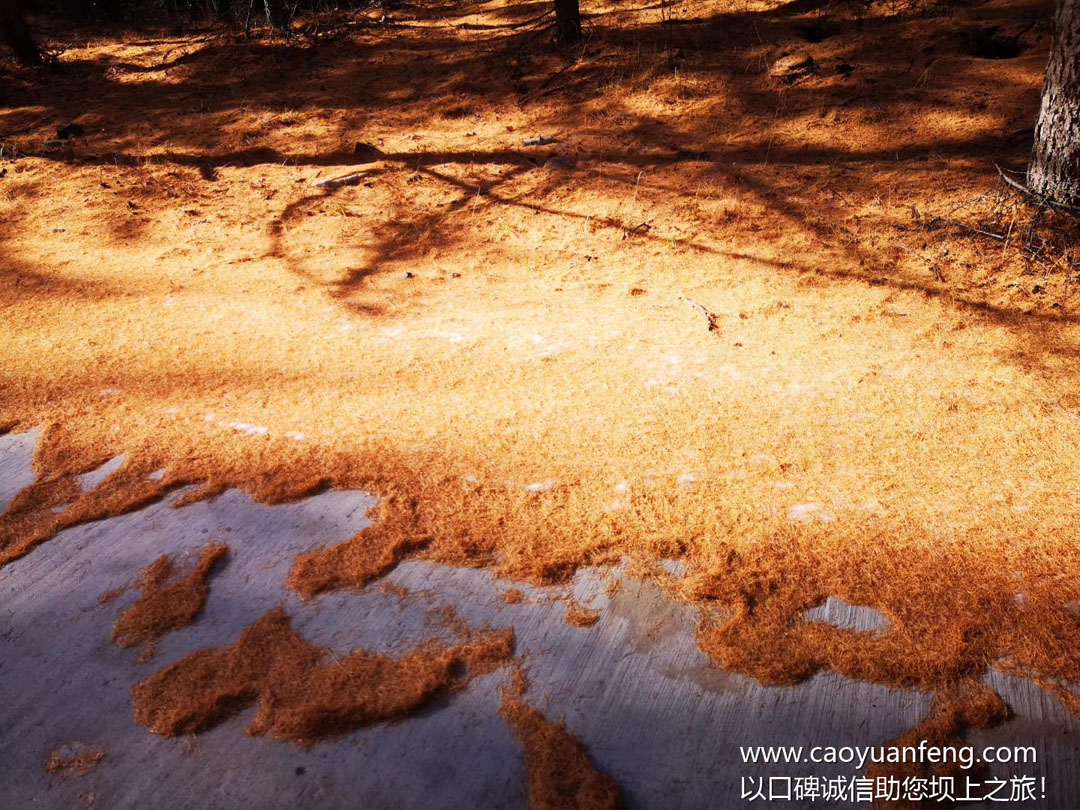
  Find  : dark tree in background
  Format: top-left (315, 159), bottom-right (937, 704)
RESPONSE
top-left (1029, 0), bottom-right (1080, 206)
top-left (262, 0), bottom-right (291, 30)
top-left (554, 0), bottom-right (581, 46)
top-left (0, 0), bottom-right (42, 65)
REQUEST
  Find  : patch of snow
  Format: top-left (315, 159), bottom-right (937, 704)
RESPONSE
top-left (677, 473), bottom-right (698, 486)
top-left (659, 559), bottom-right (687, 577)
top-left (787, 503), bottom-right (833, 523)
top-left (805, 596), bottom-right (890, 633)
top-left (613, 481), bottom-right (630, 494)
top-left (228, 422), bottom-right (268, 437)
top-left (0, 429), bottom-right (38, 514)
top-left (78, 455), bottom-right (125, 491)
top-left (525, 481), bottom-right (553, 492)
top-left (147, 469), bottom-right (166, 481)
top-left (285, 431), bottom-right (306, 442)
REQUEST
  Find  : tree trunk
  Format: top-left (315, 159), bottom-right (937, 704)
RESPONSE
top-left (0, 0), bottom-right (42, 66)
top-left (554, 0), bottom-right (581, 46)
top-left (1029, 0), bottom-right (1080, 206)
top-left (263, 0), bottom-right (290, 30)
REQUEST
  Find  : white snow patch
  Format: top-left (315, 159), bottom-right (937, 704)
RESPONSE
top-left (525, 481), bottom-right (553, 492)
top-left (787, 503), bottom-right (833, 523)
top-left (613, 480), bottom-right (630, 494)
top-left (78, 455), bottom-right (125, 491)
top-left (0, 429), bottom-right (38, 514)
top-left (805, 596), bottom-right (890, 633)
top-left (285, 431), bottom-right (306, 442)
top-left (147, 469), bottom-right (166, 481)
top-left (229, 422), bottom-right (269, 437)
top-left (659, 559), bottom-right (687, 577)
top-left (677, 473), bottom-right (698, 486)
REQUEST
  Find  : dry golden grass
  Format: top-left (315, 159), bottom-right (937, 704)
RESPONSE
top-left (2, 0), bottom-right (1078, 757)
top-left (501, 672), bottom-right (623, 810)
top-left (111, 541), bottom-right (228, 648)
top-left (133, 606), bottom-right (515, 743)
top-left (44, 743), bottom-right (107, 779)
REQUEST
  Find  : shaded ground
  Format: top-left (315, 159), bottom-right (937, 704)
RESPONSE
top-left (3, 0), bottom-right (1080, 804)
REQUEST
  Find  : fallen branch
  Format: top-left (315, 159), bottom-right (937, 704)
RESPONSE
top-left (313, 173), bottom-right (364, 189)
top-left (995, 163), bottom-right (1080, 218)
top-left (926, 216), bottom-right (1005, 240)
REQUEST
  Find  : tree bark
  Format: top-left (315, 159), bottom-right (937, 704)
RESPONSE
top-left (554, 0), bottom-right (581, 46)
top-left (1029, 0), bottom-right (1080, 206)
top-left (0, 0), bottom-right (42, 66)
top-left (263, 0), bottom-right (290, 30)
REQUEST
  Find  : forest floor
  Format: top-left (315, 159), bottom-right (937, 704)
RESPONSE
top-left (2, 0), bottom-right (1080, 802)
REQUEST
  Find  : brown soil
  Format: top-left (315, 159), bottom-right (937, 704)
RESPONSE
top-left (133, 607), bottom-right (515, 744)
top-left (44, 743), bottom-right (107, 778)
top-left (3, 0), bottom-right (1079, 751)
top-left (111, 541), bottom-right (228, 648)
top-left (501, 675), bottom-right (623, 810)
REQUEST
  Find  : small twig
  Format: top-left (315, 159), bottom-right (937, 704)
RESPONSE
top-left (314, 172), bottom-right (364, 189)
top-left (927, 216), bottom-right (1005, 240)
top-left (995, 163), bottom-right (1080, 217)
top-left (682, 297), bottom-right (720, 332)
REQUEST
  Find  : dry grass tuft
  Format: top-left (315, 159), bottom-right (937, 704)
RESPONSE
top-left (564, 602), bottom-right (601, 627)
top-left (111, 541), bottom-right (229, 648)
top-left (133, 607), bottom-right (515, 744)
top-left (501, 674), bottom-right (623, 810)
top-left (44, 742), bottom-right (107, 778)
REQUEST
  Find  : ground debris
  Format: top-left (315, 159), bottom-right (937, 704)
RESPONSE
top-left (45, 742), bottom-right (106, 779)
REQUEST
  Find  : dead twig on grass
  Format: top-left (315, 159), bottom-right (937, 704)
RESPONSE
top-left (995, 163), bottom-right (1080, 218)
top-left (682, 297), bottom-right (721, 332)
